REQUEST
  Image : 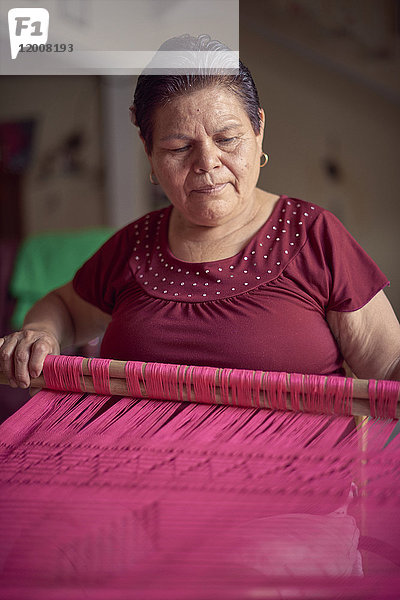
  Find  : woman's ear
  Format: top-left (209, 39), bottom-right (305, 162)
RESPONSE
top-left (256, 108), bottom-right (266, 154)
top-left (258, 108), bottom-right (266, 139)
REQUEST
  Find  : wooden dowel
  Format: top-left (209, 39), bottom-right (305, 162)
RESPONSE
top-left (80, 357), bottom-right (376, 398)
top-left (1, 367), bottom-right (399, 418)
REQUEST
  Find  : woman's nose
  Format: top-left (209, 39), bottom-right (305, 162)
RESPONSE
top-left (192, 143), bottom-right (221, 173)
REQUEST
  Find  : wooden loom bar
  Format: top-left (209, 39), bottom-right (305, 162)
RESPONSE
top-left (0, 357), bottom-right (399, 418)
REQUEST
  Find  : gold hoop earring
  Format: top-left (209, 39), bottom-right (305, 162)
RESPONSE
top-left (149, 172), bottom-right (159, 185)
top-left (260, 152), bottom-right (269, 168)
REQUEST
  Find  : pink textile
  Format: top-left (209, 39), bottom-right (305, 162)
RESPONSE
top-left (73, 196), bottom-right (389, 376)
top-left (1, 385), bottom-right (400, 599)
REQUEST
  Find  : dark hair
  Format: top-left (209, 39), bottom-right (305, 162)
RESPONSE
top-left (132, 34), bottom-right (261, 153)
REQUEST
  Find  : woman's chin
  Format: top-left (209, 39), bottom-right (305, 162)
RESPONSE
top-left (182, 195), bottom-right (243, 227)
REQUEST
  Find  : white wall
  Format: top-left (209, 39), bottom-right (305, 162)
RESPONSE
top-left (241, 11), bottom-right (400, 314)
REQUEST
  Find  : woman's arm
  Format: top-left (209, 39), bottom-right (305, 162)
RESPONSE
top-left (0, 281), bottom-right (111, 389)
top-left (327, 290), bottom-right (400, 380)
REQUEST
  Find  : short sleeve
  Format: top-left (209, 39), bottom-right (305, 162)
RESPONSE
top-left (73, 225), bottom-right (134, 314)
top-left (295, 211), bottom-right (389, 312)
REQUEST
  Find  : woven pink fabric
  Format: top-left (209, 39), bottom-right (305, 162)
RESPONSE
top-left (1, 382), bottom-right (400, 599)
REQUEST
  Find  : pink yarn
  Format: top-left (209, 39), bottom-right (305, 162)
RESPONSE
top-left (125, 360), bottom-right (144, 398)
top-left (1, 355), bottom-right (400, 597)
top-left (89, 358), bottom-right (112, 395)
top-left (43, 354), bottom-right (84, 393)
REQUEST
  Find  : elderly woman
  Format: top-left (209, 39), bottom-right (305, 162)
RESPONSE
top-left (1, 35), bottom-right (400, 388)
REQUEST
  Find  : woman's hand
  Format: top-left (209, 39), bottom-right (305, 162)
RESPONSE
top-left (0, 329), bottom-right (60, 389)
top-left (0, 282), bottom-right (111, 390)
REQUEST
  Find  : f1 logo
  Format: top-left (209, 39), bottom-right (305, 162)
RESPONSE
top-left (8, 8), bottom-right (49, 59)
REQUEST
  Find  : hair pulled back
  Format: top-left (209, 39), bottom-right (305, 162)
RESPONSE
top-left (132, 34), bottom-right (261, 153)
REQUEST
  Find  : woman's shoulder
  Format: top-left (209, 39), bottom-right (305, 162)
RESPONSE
top-left (275, 195), bottom-right (345, 239)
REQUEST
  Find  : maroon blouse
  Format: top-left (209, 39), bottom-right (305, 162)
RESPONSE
top-left (73, 195), bottom-right (389, 376)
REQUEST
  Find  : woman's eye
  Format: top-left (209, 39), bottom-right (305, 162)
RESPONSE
top-left (217, 137), bottom-right (236, 145)
top-left (171, 146), bottom-right (190, 153)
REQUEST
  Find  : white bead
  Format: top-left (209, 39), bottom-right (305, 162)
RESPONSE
top-left (204, 283), bottom-right (209, 286)
top-left (263, 255), bottom-right (268, 259)
top-left (244, 282), bottom-right (249, 286)
top-left (230, 265), bottom-right (234, 269)
top-left (244, 257), bottom-right (248, 260)
top-left (243, 270), bottom-right (248, 274)
top-left (256, 276), bottom-right (261, 280)
top-left (180, 282), bottom-right (184, 285)
top-left (299, 222), bottom-right (303, 225)
top-left (284, 250), bottom-right (289, 254)
top-left (216, 279), bottom-right (221, 283)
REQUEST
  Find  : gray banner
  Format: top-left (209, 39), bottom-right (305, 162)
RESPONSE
top-left (0, 0), bottom-right (239, 75)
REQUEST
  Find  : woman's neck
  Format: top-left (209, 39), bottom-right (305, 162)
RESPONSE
top-left (168, 189), bottom-right (280, 263)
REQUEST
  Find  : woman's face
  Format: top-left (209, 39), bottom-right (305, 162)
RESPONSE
top-left (146, 86), bottom-right (265, 228)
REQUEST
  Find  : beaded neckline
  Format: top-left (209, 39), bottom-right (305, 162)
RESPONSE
top-left (131, 195), bottom-right (318, 303)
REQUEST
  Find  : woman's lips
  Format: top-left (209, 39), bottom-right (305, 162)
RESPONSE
top-left (191, 183), bottom-right (228, 195)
